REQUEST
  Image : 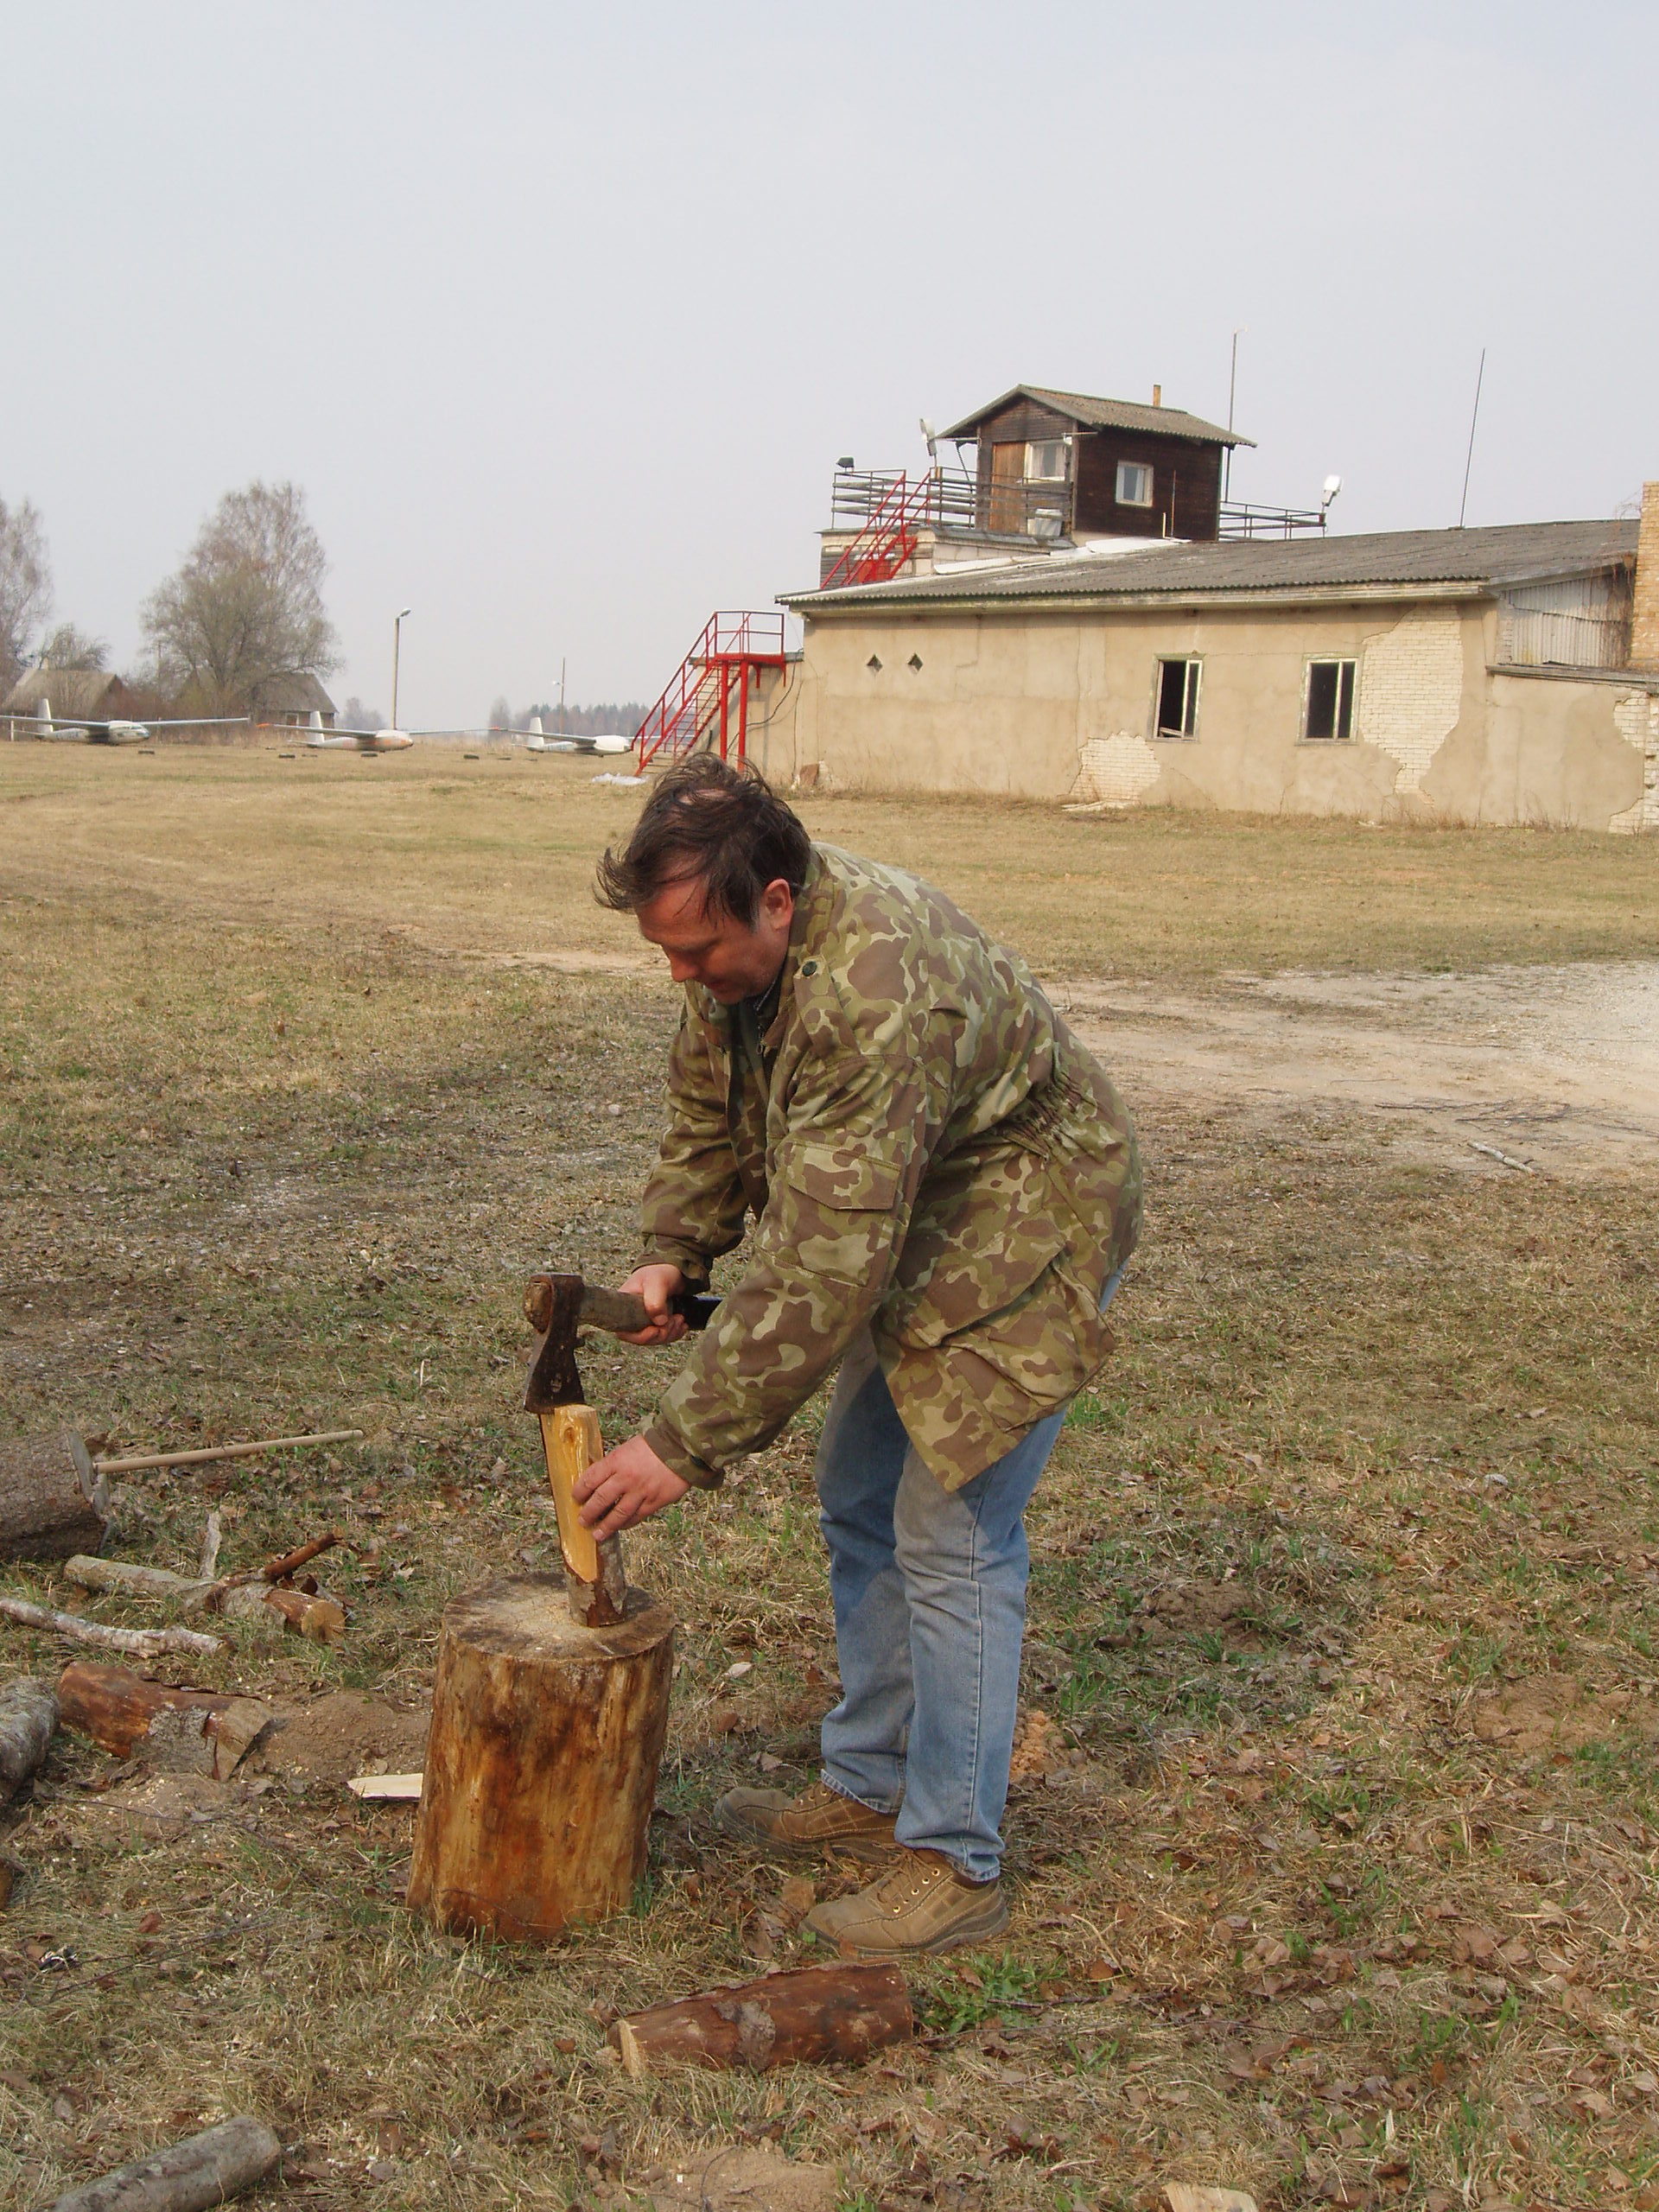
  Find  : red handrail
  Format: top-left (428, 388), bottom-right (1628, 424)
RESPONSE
top-left (635, 612), bottom-right (786, 768)
top-left (819, 470), bottom-right (938, 593)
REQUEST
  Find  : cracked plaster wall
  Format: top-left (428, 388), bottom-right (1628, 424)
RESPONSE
top-left (789, 600), bottom-right (1651, 830)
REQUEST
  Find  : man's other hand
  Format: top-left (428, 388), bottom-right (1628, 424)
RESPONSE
top-left (575, 1433), bottom-right (690, 1536)
top-left (614, 1262), bottom-right (689, 1345)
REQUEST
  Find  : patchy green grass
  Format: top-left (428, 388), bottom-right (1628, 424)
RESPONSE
top-left (1, 750), bottom-right (1657, 2209)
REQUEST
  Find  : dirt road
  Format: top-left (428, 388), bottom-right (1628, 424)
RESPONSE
top-left (1055, 957), bottom-right (1659, 1175)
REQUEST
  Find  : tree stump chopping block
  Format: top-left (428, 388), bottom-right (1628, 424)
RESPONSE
top-left (407, 1573), bottom-right (674, 1942)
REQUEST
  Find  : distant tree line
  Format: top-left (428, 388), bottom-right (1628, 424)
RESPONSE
top-left (514, 699), bottom-right (648, 737)
top-left (0, 480), bottom-right (340, 717)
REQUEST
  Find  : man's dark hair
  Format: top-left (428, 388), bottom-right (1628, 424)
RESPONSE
top-left (594, 756), bottom-right (812, 925)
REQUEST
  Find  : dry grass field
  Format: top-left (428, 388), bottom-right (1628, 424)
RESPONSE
top-left (3, 742), bottom-right (1658, 2212)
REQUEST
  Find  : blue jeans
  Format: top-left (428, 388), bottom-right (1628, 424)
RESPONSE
top-left (813, 1272), bottom-right (1121, 1884)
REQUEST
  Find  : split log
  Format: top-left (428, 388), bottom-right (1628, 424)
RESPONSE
top-left (57, 1662), bottom-right (233, 1758)
top-left (0, 1430), bottom-right (110, 1561)
top-left (64, 1557), bottom-right (218, 1611)
top-left (224, 1585), bottom-right (345, 1644)
top-left (611, 1962), bottom-right (912, 2076)
top-left (347, 1770), bottom-right (423, 1800)
top-left (0, 1676), bottom-right (59, 1799)
top-left (0, 1596), bottom-right (223, 1660)
top-left (408, 1572), bottom-right (674, 1940)
top-left (46, 2113), bottom-right (281, 2212)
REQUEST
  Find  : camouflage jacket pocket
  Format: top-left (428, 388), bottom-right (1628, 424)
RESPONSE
top-left (775, 1144), bottom-right (905, 1285)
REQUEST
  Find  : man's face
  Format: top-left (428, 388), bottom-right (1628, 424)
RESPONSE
top-left (635, 874), bottom-right (796, 1005)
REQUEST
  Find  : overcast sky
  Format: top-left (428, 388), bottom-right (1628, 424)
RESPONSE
top-left (6, 2), bottom-right (1656, 728)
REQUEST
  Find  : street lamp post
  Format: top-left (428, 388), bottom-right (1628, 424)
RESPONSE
top-left (391, 607), bottom-right (412, 731)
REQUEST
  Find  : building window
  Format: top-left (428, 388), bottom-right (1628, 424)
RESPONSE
top-left (1303, 658), bottom-right (1357, 741)
top-left (1025, 438), bottom-right (1071, 482)
top-left (1116, 460), bottom-right (1154, 508)
top-left (1155, 657), bottom-right (1201, 738)
top-left (867, 654), bottom-right (882, 673)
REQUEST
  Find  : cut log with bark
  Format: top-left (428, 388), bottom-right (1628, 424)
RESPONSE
top-left (610, 1962), bottom-right (913, 2075)
top-left (64, 1557), bottom-right (219, 1611)
top-left (46, 2113), bottom-right (282, 2212)
top-left (408, 1572), bottom-right (673, 1941)
top-left (0, 1596), bottom-right (223, 1660)
top-left (225, 1584), bottom-right (344, 1644)
top-left (55, 1663), bottom-right (274, 1781)
top-left (0, 1676), bottom-right (59, 1800)
top-left (0, 1430), bottom-right (111, 1561)
top-left (56, 1662), bottom-right (232, 1758)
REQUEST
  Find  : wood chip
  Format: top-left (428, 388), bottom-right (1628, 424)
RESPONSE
top-left (346, 1771), bottom-right (423, 1800)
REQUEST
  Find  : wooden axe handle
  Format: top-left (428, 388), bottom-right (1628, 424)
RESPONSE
top-left (523, 1277), bottom-right (721, 1338)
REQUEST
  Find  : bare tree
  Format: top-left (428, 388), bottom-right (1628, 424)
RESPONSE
top-left (340, 695), bottom-right (385, 731)
top-left (487, 694), bottom-right (514, 731)
top-left (0, 498), bottom-right (53, 692)
top-left (141, 480), bottom-right (340, 715)
top-left (37, 622), bottom-right (109, 671)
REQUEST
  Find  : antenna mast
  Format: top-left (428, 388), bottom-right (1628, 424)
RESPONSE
top-left (1459, 347), bottom-right (1486, 529)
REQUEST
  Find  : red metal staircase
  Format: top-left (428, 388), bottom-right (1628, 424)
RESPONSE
top-left (635, 611), bottom-right (787, 769)
top-left (819, 469), bottom-right (940, 593)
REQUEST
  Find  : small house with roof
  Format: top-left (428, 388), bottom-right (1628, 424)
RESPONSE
top-left (941, 383), bottom-right (1250, 544)
top-left (1, 668), bottom-right (141, 728)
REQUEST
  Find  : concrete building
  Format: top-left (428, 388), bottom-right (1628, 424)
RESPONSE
top-left (773, 502), bottom-right (1659, 833)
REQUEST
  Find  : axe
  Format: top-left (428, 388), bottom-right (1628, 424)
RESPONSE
top-left (522, 1274), bottom-right (719, 1626)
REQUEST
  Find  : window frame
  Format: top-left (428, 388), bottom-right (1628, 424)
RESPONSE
top-left (1024, 437), bottom-right (1071, 484)
top-left (1116, 459), bottom-right (1155, 509)
top-left (1300, 655), bottom-right (1358, 743)
top-left (1152, 655), bottom-right (1202, 741)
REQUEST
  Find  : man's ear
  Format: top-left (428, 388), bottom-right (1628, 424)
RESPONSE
top-left (760, 877), bottom-right (796, 928)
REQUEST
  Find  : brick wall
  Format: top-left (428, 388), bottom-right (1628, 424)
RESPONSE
top-left (1631, 483), bottom-right (1659, 672)
top-left (1354, 615), bottom-right (1465, 794)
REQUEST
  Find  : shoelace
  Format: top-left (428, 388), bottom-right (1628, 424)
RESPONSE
top-left (874, 1859), bottom-right (946, 1915)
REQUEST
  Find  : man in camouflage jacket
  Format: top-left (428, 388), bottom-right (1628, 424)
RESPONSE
top-left (575, 759), bottom-right (1140, 1955)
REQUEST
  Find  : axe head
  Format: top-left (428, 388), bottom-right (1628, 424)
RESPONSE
top-left (524, 1273), bottom-right (586, 1412)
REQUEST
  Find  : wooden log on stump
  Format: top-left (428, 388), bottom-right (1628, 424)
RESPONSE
top-left (611, 1962), bottom-right (913, 2075)
top-left (0, 1430), bottom-right (111, 1562)
top-left (407, 1573), bottom-right (673, 1941)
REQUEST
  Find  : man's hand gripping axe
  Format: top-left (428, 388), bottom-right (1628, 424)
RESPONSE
top-left (523, 1274), bottom-right (719, 1626)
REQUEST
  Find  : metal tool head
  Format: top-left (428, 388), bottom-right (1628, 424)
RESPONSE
top-left (523, 1273), bottom-right (586, 1412)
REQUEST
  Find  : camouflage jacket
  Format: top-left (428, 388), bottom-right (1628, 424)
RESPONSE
top-left (639, 847), bottom-right (1141, 1492)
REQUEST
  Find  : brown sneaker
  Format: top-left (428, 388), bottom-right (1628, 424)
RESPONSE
top-left (804, 1848), bottom-right (1009, 1957)
top-left (713, 1779), bottom-right (899, 1864)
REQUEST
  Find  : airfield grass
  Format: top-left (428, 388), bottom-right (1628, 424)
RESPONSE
top-left (1, 744), bottom-right (1658, 2210)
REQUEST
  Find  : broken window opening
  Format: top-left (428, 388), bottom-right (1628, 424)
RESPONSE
top-left (1155, 657), bottom-right (1201, 739)
top-left (1303, 658), bottom-right (1357, 741)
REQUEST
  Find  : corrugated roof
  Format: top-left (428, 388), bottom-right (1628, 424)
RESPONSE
top-left (942, 384), bottom-right (1251, 448)
top-left (782, 518), bottom-right (1639, 614)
